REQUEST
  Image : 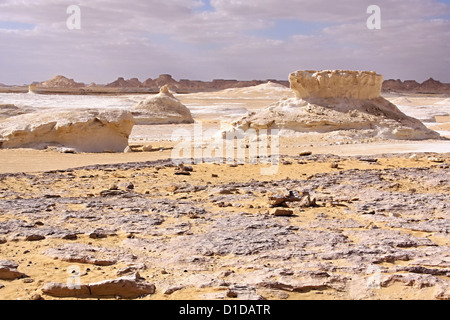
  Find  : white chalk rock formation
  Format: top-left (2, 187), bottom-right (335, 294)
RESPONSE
top-left (289, 70), bottom-right (383, 100)
top-left (0, 109), bottom-right (135, 152)
top-left (132, 85), bottom-right (194, 125)
top-left (229, 70), bottom-right (440, 140)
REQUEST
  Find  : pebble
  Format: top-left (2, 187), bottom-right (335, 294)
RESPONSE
top-left (299, 151), bottom-right (312, 156)
top-left (270, 208), bottom-right (294, 216)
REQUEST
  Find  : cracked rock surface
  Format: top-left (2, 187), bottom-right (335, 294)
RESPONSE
top-left (0, 153), bottom-right (448, 300)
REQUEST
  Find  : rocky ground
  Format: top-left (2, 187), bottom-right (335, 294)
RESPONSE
top-left (0, 152), bottom-right (449, 300)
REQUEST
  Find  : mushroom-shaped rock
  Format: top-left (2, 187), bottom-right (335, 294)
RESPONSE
top-left (226, 70), bottom-right (441, 141)
top-left (132, 85), bottom-right (194, 125)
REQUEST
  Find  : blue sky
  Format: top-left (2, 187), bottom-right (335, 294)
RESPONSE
top-left (0, 0), bottom-right (449, 85)
top-left (250, 19), bottom-right (331, 41)
top-left (195, 0), bottom-right (215, 12)
top-left (0, 21), bottom-right (35, 30)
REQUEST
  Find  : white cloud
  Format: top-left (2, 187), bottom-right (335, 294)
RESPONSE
top-left (0, 0), bottom-right (449, 84)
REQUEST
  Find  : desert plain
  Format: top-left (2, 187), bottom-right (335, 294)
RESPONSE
top-left (0, 74), bottom-right (449, 300)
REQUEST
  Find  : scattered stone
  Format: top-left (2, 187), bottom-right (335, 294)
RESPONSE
top-left (0, 260), bottom-right (28, 280)
top-left (116, 264), bottom-right (147, 276)
top-left (62, 233), bottom-right (78, 240)
top-left (225, 285), bottom-right (264, 300)
top-left (257, 278), bottom-right (329, 293)
top-left (25, 234), bottom-right (45, 241)
top-left (88, 229), bottom-right (109, 239)
top-left (435, 286), bottom-right (450, 300)
top-left (330, 162), bottom-right (339, 169)
top-left (30, 293), bottom-right (44, 300)
top-left (164, 285), bottom-right (185, 295)
top-left (299, 151), bottom-right (312, 156)
top-left (270, 208), bottom-right (294, 216)
top-left (46, 146), bottom-right (77, 154)
top-left (359, 157), bottom-right (378, 163)
top-left (43, 244), bottom-right (119, 266)
top-left (166, 185), bottom-right (179, 193)
top-left (142, 145), bottom-right (153, 152)
top-left (174, 171), bottom-right (190, 176)
top-left (267, 189), bottom-right (314, 208)
top-left (217, 188), bottom-right (237, 195)
top-left (428, 156), bottom-right (444, 163)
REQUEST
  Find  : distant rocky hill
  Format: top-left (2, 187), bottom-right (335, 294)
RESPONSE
top-left (7, 74), bottom-right (450, 94)
top-left (382, 78), bottom-right (450, 94)
top-left (104, 74), bottom-right (450, 94)
top-left (38, 75), bottom-right (85, 88)
top-left (105, 74), bottom-right (290, 93)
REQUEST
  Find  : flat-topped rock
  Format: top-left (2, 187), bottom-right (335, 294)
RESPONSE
top-left (225, 69), bottom-right (440, 141)
top-left (289, 70), bottom-right (383, 100)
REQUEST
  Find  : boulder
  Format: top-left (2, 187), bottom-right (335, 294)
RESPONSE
top-left (41, 273), bottom-right (155, 299)
top-left (0, 260), bottom-right (28, 280)
top-left (227, 70), bottom-right (441, 140)
top-left (0, 109), bottom-right (135, 152)
top-left (132, 85), bottom-right (194, 125)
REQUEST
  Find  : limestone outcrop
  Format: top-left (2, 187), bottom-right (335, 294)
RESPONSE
top-left (289, 70), bottom-right (383, 100)
top-left (228, 70), bottom-right (440, 141)
top-left (131, 85), bottom-right (194, 125)
top-left (0, 109), bottom-right (135, 152)
top-left (42, 273), bottom-right (155, 299)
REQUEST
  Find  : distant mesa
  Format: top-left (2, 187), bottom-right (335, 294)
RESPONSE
top-left (88, 74), bottom-right (450, 94)
top-left (104, 74), bottom-right (290, 93)
top-left (382, 77), bottom-right (450, 94)
top-left (1, 73), bottom-right (449, 94)
top-left (227, 69), bottom-right (441, 141)
top-left (105, 77), bottom-right (142, 88)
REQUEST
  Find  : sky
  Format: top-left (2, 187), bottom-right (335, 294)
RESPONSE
top-left (0, 0), bottom-right (449, 85)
